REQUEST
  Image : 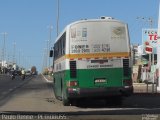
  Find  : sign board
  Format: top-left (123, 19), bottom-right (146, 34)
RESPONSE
top-left (142, 29), bottom-right (157, 54)
top-left (145, 45), bottom-right (153, 54)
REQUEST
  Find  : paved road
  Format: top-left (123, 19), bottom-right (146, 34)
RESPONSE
top-left (0, 75), bottom-right (33, 106)
top-left (0, 75), bottom-right (160, 120)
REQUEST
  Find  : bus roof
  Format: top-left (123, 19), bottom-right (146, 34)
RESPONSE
top-left (54, 17), bottom-right (126, 43)
top-left (69, 17), bottom-right (125, 26)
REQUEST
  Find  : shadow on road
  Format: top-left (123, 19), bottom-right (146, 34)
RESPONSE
top-left (72, 93), bottom-right (160, 109)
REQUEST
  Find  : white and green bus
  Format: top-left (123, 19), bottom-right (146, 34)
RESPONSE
top-left (50, 17), bottom-right (133, 105)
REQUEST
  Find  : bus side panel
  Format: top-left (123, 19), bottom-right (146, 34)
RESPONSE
top-left (53, 71), bottom-right (65, 99)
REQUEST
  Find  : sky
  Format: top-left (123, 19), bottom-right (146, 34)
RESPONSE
top-left (0, 0), bottom-right (159, 72)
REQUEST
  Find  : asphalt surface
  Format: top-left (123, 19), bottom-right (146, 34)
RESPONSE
top-left (0, 74), bottom-right (160, 120)
top-left (0, 75), bottom-right (33, 106)
top-left (0, 75), bottom-right (28, 99)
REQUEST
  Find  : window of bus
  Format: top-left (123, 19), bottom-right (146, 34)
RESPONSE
top-left (54, 32), bottom-right (66, 60)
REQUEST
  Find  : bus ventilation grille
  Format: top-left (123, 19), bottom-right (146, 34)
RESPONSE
top-left (70, 61), bottom-right (77, 78)
top-left (123, 59), bottom-right (130, 76)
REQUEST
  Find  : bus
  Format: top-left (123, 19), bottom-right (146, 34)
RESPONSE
top-left (50, 16), bottom-right (133, 105)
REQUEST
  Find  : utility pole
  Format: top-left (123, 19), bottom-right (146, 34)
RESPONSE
top-left (1, 32), bottom-right (8, 73)
top-left (18, 49), bottom-right (21, 67)
top-left (141, 17), bottom-right (155, 93)
top-left (48, 25), bottom-right (53, 68)
top-left (137, 17), bottom-right (156, 93)
top-left (42, 48), bottom-right (47, 72)
top-left (1, 32), bottom-right (7, 62)
top-left (157, 3), bottom-right (160, 92)
top-left (136, 17), bottom-right (153, 63)
top-left (45, 40), bottom-right (49, 68)
top-left (56, 0), bottom-right (60, 36)
top-left (13, 41), bottom-right (16, 64)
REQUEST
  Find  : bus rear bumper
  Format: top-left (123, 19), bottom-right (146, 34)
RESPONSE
top-left (67, 86), bottom-right (133, 98)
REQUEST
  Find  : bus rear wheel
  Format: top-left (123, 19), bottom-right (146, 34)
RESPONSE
top-left (62, 98), bottom-right (70, 106)
top-left (61, 86), bottom-right (70, 106)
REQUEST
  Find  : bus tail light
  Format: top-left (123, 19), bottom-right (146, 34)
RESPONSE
top-left (67, 81), bottom-right (78, 87)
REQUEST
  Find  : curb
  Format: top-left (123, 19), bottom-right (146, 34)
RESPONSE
top-left (41, 74), bottom-right (53, 83)
top-left (133, 93), bottom-right (160, 96)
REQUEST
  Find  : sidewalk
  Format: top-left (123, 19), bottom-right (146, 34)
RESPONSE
top-left (133, 83), bottom-right (159, 93)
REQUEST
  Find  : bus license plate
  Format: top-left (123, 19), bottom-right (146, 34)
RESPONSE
top-left (95, 79), bottom-right (106, 83)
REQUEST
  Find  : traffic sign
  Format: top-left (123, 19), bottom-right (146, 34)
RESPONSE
top-left (145, 45), bottom-right (153, 54)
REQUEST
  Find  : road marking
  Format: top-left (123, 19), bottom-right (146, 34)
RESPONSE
top-left (41, 74), bottom-right (53, 83)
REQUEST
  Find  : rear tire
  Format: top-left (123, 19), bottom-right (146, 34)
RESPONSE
top-left (61, 80), bottom-right (70, 106)
top-left (62, 89), bottom-right (70, 106)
